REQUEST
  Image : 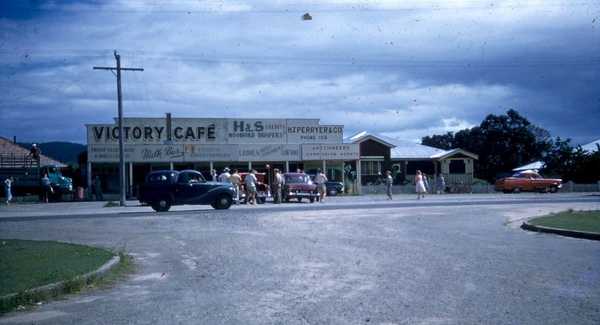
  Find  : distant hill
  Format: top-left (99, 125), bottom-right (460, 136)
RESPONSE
top-left (18, 142), bottom-right (86, 165)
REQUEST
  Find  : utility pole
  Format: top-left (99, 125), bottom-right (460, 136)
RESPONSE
top-left (93, 51), bottom-right (143, 206)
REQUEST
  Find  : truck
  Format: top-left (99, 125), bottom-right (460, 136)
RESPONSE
top-left (0, 164), bottom-right (74, 200)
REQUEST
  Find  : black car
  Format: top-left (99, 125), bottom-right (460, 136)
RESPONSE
top-left (138, 170), bottom-right (236, 212)
top-left (307, 174), bottom-right (344, 197)
top-left (325, 181), bottom-right (344, 196)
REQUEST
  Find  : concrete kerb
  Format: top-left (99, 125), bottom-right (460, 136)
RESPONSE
top-left (521, 222), bottom-right (600, 241)
top-left (0, 254), bottom-right (121, 312)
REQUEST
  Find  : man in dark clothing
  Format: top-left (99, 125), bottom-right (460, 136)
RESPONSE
top-left (93, 176), bottom-right (103, 201)
top-left (28, 144), bottom-right (41, 167)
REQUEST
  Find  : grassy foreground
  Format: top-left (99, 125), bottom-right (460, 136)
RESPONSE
top-left (529, 210), bottom-right (600, 233)
top-left (0, 239), bottom-right (114, 296)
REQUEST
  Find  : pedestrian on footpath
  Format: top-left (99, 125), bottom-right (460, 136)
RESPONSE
top-left (245, 169), bottom-right (258, 205)
top-left (415, 170), bottom-right (426, 200)
top-left (436, 174), bottom-right (446, 194)
top-left (229, 169), bottom-right (242, 204)
top-left (272, 168), bottom-right (284, 204)
top-left (4, 176), bottom-right (13, 205)
top-left (218, 167), bottom-right (231, 183)
top-left (423, 173), bottom-right (430, 193)
top-left (314, 169), bottom-right (328, 203)
top-left (385, 170), bottom-right (393, 200)
top-left (210, 169), bottom-right (218, 182)
top-left (41, 173), bottom-right (52, 203)
top-left (93, 175), bottom-right (103, 201)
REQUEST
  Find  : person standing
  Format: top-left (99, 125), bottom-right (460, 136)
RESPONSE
top-left (272, 168), bottom-right (284, 204)
top-left (314, 169), bottom-right (328, 203)
top-left (244, 170), bottom-right (258, 205)
top-left (436, 174), bottom-right (446, 194)
top-left (27, 144), bottom-right (41, 167)
top-left (41, 173), bottom-right (52, 203)
top-left (423, 173), bottom-right (430, 193)
top-left (385, 170), bottom-right (393, 200)
top-left (93, 175), bottom-right (103, 201)
top-left (218, 167), bottom-right (231, 183)
top-left (4, 177), bottom-right (13, 205)
top-left (229, 169), bottom-right (242, 204)
top-left (415, 170), bottom-right (426, 200)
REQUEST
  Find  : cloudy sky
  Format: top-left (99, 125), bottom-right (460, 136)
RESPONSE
top-left (1, 0), bottom-right (599, 144)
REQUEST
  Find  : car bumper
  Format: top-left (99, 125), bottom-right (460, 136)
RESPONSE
top-left (286, 191), bottom-right (318, 198)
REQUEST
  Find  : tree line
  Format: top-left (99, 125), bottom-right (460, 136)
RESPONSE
top-left (422, 109), bottom-right (600, 183)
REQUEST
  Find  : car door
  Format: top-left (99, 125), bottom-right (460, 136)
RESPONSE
top-left (179, 172), bottom-right (212, 204)
top-left (175, 172), bottom-right (198, 203)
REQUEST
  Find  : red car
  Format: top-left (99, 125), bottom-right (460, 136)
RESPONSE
top-left (495, 170), bottom-right (562, 193)
top-left (282, 173), bottom-right (318, 203)
top-left (239, 172), bottom-right (269, 204)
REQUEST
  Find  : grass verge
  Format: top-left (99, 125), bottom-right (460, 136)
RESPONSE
top-left (0, 239), bottom-right (133, 314)
top-left (529, 210), bottom-right (600, 233)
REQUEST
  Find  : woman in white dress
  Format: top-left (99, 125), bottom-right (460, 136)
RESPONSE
top-left (415, 170), bottom-right (426, 199)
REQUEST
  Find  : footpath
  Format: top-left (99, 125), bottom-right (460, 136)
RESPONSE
top-left (0, 193), bottom-right (598, 220)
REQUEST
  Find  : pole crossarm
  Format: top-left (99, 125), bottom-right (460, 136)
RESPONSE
top-left (93, 67), bottom-right (144, 71)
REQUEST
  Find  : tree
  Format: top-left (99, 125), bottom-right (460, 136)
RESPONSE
top-left (422, 109), bottom-right (552, 182)
top-left (422, 132), bottom-right (454, 150)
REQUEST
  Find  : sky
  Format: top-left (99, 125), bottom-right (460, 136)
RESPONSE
top-left (0, 0), bottom-right (599, 145)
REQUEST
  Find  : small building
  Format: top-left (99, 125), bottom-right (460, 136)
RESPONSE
top-left (0, 137), bottom-right (66, 168)
top-left (581, 139), bottom-right (600, 154)
top-left (347, 131), bottom-right (478, 191)
top-left (513, 161), bottom-right (545, 172)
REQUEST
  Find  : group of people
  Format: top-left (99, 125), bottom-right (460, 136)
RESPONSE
top-left (382, 170), bottom-right (446, 200)
top-left (2, 173), bottom-right (55, 205)
top-left (210, 167), bottom-right (330, 204)
top-left (211, 168), bottom-right (260, 205)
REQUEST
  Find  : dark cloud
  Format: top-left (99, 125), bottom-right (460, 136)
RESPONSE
top-left (0, 0), bottom-right (598, 144)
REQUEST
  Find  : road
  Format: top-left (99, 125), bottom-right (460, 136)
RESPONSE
top-left (1, 194), bottom-right (599, 324)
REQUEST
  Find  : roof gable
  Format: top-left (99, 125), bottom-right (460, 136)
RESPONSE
top-left (346, 131), bottom-right (396, 148)
top-left (0, 137), bottom-right (67, 168)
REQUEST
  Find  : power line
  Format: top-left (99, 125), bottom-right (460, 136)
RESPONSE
top-left (5, 1), bottom-right (598, 14)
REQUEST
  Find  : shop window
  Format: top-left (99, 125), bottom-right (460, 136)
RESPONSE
top-left (361, 160), bottom-right (382, 175)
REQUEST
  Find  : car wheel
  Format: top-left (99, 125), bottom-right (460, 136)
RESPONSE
top-left (151, 199), bottom-right (171, 212)
top-left (513, 187), bottom-right (521, 193)
top-left (550, 186), bottom-right (558, 193)
top-left (309, 197), bottom-right (315, 203)
top-left (297, 197), bottom-right (302, 203)
top-left (328, 189), bottom-right (337, 196)
top-left (212, 195), bottom-right (232, 210)
top-left (258, 197), bottom-right (266, 204)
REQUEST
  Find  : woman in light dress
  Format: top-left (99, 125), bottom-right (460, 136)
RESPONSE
top-left (415, 170), bottom-right (427, 199)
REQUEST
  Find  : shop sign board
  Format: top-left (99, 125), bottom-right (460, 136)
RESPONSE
top-left (89, 143), bottom-right (302, 163)
top-left (226, 119), bottom-right (287, 144)
top-left (286, 121), bottom-right (344, 144)
top-left (88, 118), bottom-right (333, 145)
top-left (88, 144), bottom-right (185, 163)
top-left (301, 144), bottom-right (360, 161)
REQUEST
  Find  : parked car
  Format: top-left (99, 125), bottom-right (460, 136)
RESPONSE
top-left (306, 174), bottom-right (344, 196)
top-left (495, 170), bottom-right (562, 193)
top-left (325, 181), bottom-right (344, 196)
top-left (239, 172), bottom-right (269, 204)
top-left (138, 170), bottom-right (235, 211)
top-left (282, 173), bottom-right (318, 203)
